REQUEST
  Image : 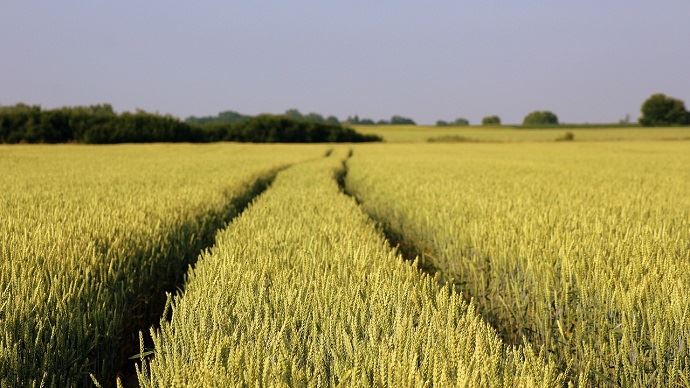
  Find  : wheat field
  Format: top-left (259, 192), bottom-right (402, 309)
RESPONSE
top-left (137, 149), bottom-right (562, 387)
top-left (1, 141), bottom-right (688, 387)
top-left (346, 141), bottom-right (690, 386)
top-left (0, 144), bottom-right (325, 386)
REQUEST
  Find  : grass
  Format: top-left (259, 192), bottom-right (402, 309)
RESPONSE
top-left (345, 141), bottom-right (690, 386)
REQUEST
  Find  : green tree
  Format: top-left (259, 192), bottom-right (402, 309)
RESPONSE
top-left (284, 109), bottom-right (304, 121)
top-left (305, 113), bottom-right (325, 123)
top-left (453, 118), bottom-right (470, 126)
top-left (186, 110), bottom-right (250, 126)
top-left (482, 115), bottom-right (501, 126)
top-left (523, 111), bottom-right (559, 126)
top-left (639, 93), bottom-right (690, 126)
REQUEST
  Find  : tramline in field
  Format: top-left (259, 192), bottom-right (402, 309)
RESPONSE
top-left (0, 144), bottom-right (325, 386)
top-left (3, 1), bottom-right (690, 386)
top-left (346, 141), bottom-right (690, 386)
top-left (137, 149), bottom-right (562, 386)
top-left (1, 140), bottom-right (689, 387)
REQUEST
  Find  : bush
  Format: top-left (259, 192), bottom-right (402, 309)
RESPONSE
top-left (523, 111), bottom-right (559, 126)
top-left (482, 115), bottom-right (501, 126)
top-left (556, 132), bottom-right (575, 141)
top-left (639, 93), bottom-right (690, 126)
top-left (436, 120), bottom-right (449, 127)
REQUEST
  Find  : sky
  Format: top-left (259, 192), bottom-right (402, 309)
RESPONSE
top-left (1, 1), bottom-right (689, 125)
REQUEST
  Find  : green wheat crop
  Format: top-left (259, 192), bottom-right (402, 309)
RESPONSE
top-left (346, 141), bottom-right (690, 386)
top-left (137, 149), bottom-right (563, 387)
top-left (0, 143), bottom-right (325, 386)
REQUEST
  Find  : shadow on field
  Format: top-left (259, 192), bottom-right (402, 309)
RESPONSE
top-left (335, 150), bottom-right (525, 350)
top-left (335, 150), bottom-right (439, 277)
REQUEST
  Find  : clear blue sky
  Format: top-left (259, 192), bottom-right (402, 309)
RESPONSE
top-left (2, 1), bottom-right (689, 124)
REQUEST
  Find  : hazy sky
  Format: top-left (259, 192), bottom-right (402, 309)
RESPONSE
top-left (2, 1), bottom-right (689, 124)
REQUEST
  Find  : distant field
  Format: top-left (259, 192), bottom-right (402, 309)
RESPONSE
top-left (354, 124), bottom-right (690, 142)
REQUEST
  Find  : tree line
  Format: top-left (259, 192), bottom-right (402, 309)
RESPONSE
top-left (2, 92), bottom-right (687, 143)
top-left (186, 108), bottom-right (343, 127)
top-left (0, 104), bottom-right (200, 143)
top-left (435, 93), bottom-right (690, 127)
top-left (345, 115), bottom-right (416, 125)
top-left (191, 110), bottom-right (419, 126)
top-left (0, 105), bottom-right (381, 144)
top-left (194, 115), bottom-right (381, 143)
